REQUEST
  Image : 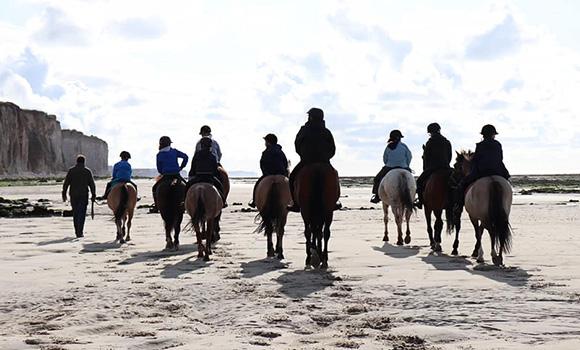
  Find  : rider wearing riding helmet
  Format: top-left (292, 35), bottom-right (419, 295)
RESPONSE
top-left (248, 133), bottom-right (289, 208)
top-left (287, 107), bottom-right (340, 212)
top-left (195, 125), bottom-right (222, 165)
top-left (370, 129), bottom-right (413, 203)
top-left (414, 123), bottom-right (453, 209)
top-left (453, 124), bottom-right (510, 212)
top-left (187, 137), bottom-right (227, 207)
top-left (98, 151), bottom-right (138, 200)
top-left (152, 136), bottom-right (189, 202)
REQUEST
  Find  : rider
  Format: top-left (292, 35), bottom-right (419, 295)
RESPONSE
top-left (248, 133), bottom-right (289, 208)
top-left (370, 130), bottom-right (412, 203)
top-left (453, 124), bottom-right (510, 212)
top-left (97, 151), bottom-right (138, 200)
top-left (152, 136), bottom-right (189, 203)
top-left (414, 123), bottom-right (452, 209)
top-left (188, 137), bottom-right (227, 207)
top-left (287, 107), bottom-right (340, 212)
top-left (195, 125), bottom-right (222, 164)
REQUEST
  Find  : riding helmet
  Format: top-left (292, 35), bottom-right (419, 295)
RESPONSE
top-left (200, 137), bottom-right (213, 149)
top-left (389, 129), bottom-right (404, 139)
top-left (159, 136), bottom-right (172, 148)
top-left (480, 124), bottom-right (498, 137)
top-left (307, 107), bottom-right (324, 122)
top-left (199, 125), bottom-right (211, 135)
top-left (263, 133), bottom-right (278, 144)
top-left (119, 151), bottom-right (131, 159)
top-left (427, 123), bottom-right (441, 134)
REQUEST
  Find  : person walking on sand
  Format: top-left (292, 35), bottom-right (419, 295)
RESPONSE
top-left (62, 155), bottom-right (96, 238)
top-left (370, 129), bottom-right (412, 203)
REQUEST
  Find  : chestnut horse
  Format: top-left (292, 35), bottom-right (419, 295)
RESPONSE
top-left (107, 183), bottom-right (137, 243)
top-left (453, 151), bottom-right (513, 266)
top-left (254, 175), bottom-right (292, 259)
top-left (294, 163), bottom-right (340, 269)
top-left (155, 177), bottom-right (186, 251)
top-left (378, 169), bottom-right (416, 245)
top-left (422, 168), bottom-right (459, 254)
top-left (185, 183), bottom-right (223, 261)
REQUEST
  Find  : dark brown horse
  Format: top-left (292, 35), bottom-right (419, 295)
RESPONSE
top-left (154, 176), bottom-right (186, 251)
top-left (294, 163), bottom-right (340, 269)
top-left (422, 168), bottom-right (459, 254)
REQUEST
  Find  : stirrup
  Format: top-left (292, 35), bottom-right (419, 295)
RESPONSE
top-left (248, 200), bottom-right (256, 208)
top-left (413, 199), bottom-right (422, 209)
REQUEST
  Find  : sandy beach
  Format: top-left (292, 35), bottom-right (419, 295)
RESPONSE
top-left (1, 179), bottom-right (580, 349)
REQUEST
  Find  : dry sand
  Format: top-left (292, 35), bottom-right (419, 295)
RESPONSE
top-left (1, 179), bottom-right (580, 349)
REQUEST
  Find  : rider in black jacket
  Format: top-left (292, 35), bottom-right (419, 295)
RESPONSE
top-left (248, 134), bottom-right (289, 207)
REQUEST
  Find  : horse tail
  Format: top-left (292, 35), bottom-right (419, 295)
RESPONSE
top-left (445, 205), bottom-right (454, 235)
top-left (310, 168), bottom-right (325, 233)
top-left (399, 172), bottom-right (414, 214)
top-left (489, 180), bottom-right (512, 254)
top-left (114, 184), bottom-right (129, 221)
top-left (159, 181), bottom-right (179, 229)
top-left (255, 181), bottom-right (283, 235)
top-left (192, 189), bottom-right (206, 228)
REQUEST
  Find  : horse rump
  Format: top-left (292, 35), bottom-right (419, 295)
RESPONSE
top-left (113, 184), bottom-right (129, 221)
top-left (192, 193), bottom-right (206, 228)
top-left (488, 180), bottom-right (512, 254)
top-left (398, 172), bottom-right (415, 214)
top-left (255, 181), bottom-right (283, 235)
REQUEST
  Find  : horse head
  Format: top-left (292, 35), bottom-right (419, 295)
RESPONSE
top-left (453, 150), bottom-right (473, 177)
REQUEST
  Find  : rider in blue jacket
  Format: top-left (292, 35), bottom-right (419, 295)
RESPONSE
top-left (98, 151), bottom-right (138, 200)
top-left (370, 130), bottom-right (412, 203)
top-left (152, 136), bottom-right (188, 201)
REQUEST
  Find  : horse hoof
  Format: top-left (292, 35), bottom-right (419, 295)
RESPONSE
top-left (404, 236), bottom-right (411, 244)
top-left (125, 237), bottom-right (131, 242)
top-left (434, 244), bottom-right (442, 253)
top-left (471, 250), bottom-right (478, 258)
top-left (173, 244), bottom-right (179, 252)
top-left (383, 236), bottom-right (389, 242)
top-left (310, 250), bottom-right (321, 268)
top-left (203, 255), bottom-right (210, 262)
top-left (321, 261), bottom-right (328, 269)
top-left (277, 253), bottom-right (284, 260)
top-left (492, 256), bottom-right (502, 266)
top-left (451, 249), bottom-right (458, 256)
top-left (396, 239), bottom-right (404, 246)
top-left (198, 253), bottom-right (204, 259)
top-left (477, 257), bottom-right (485, 264)
top-left (267, 250), bottom-right (275, 258)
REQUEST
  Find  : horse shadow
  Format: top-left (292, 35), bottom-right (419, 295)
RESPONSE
top-left (37, 237), bottom-right (77, 246)
top-left (373, 243), bottom-right (421, 259)
top-left (240, 258), bottom-right (289, 279)
top-left (160, 256), bottom-right (211, 279)
top-left (275, 269), bottom-right (337, 299)
top-left (80, 241), bottom-right (122, 253)
top-left (421, 253), bottom-right (531, 287)
top-left (117, 244), bottom-right (197, 265)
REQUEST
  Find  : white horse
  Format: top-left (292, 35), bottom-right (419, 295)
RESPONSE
top-left (465, 176), bottom-right (513, 266)
top-left (378, 169), bottom-right (416, 245)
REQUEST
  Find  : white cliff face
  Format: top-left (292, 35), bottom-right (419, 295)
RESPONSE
top-left (0, 102), bottom-right (108, 177)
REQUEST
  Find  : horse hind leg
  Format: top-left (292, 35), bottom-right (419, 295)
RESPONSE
top-left (194, 223), bottom-right (204, 258)
top-left (204, 220), bottom-right (213, 261)
top-left (266, 224), bottom-right (275, 258)
top-left (165, 222), bottom-right (174, 250)
top-left (382, 202), bottom-right (389, 242)
top-left (450, 209), bottom-right (460, 256)
top-left (125, 211), bottom-right (132, 242)
top-left (490, 232), bottom-right (503, 266)
top-left (321, 222), bottom-right (331, 269)
top-left (304, 224), bottom-right (312, 267)
top-left (433, 209), bottom-right (444, 252)
top-left (404, 208), bottom-right (412, 245)
top-left (425, 209), bottom-right (435, 249)
top-left (275, 226), bottom-right (285, 260)
top-left (394, 209), bottom-right (404, 246)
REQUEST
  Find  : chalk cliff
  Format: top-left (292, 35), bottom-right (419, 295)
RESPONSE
top-left (0, 102), bottom-right (108, 176)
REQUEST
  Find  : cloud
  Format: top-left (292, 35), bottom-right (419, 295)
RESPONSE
top-left (7, 48), bottom-right (64, 99)
top-left (328, 11), bottom-right (412, 68)
top-left (108, 17), bottom-right (166, 40)
top-left (31, 7), bottom-right (89, 46)
top-left (465, 15), bottom-right (522, 60)
top-left (503, 78), bottom-right (524, 92)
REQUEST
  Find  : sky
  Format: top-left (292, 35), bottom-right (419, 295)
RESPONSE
top-left (1, 0), bottom-right (580, 175)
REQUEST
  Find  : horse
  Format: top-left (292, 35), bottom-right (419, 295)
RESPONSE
top-left (154, 176), bottom-right (186, 251)
top-left (294, 163), bottom-right (340, 269)
top-left (107, 183), bottom-right (138, 244)
top-left (185, 183), bottom-right (223, 261)
top-left (454, 151), bottom-right (513, 266)
top-left (254, 175), bottom-right (292, 259)
top-left (378, 168), bottom-right (416, 245)
top-left (422, 168), bottom-right (459, 254)
top-left (213, 166), bottom-right (230, 241)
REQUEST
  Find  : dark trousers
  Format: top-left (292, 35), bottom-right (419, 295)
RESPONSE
top-left (103, 180), bottom-right (138, 198)
top-left (71, 197), bottom-right (88, 237)
top-left (187, 175), bottom-right (226, 202)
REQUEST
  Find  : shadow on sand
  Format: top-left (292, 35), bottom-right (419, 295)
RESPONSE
top-left (80, 241), bottom-right (122, 253)
top-left (240, 258), bottom-right (289, 279)
top-left (160, 255), bottom-right (212, 279)
top-left (37, 237), bottom-right (77, 246)
top-left (275, 269), bottom-right (337, 298)
top-left (421, 253), bottom-right (531, 287)
top-left (373, 242), bottom-right (421, 259)
top-left (117, 244), bottom-right (198, 265)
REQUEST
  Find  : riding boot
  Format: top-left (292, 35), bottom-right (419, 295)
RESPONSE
top-left (97, 182), bottom-right (112, 201)
top-left (414, 191), bottom-right (423, 209)
top-left (287, 169), bottom-right (300, 212)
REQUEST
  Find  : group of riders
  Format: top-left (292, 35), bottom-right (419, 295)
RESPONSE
top-left (97, 107), bottom-right (510, 217)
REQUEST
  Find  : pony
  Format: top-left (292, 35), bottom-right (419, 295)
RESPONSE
top-left (422, 168), bottom-right (460, 254)
top-left (185, 183), bottom-right (223, 261)
top-left (378, 169), bottom-right (416, 245)
top-left (294, 163), bottom-right (340, 269)
top-left (254, 175), bottom-right (292, 259)
top-left (453, 151), bottom-right (513, 266)
top-left (107, 183), bottom-right (137, 244)
top-left (154, 176), bottom-right (186, 251)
